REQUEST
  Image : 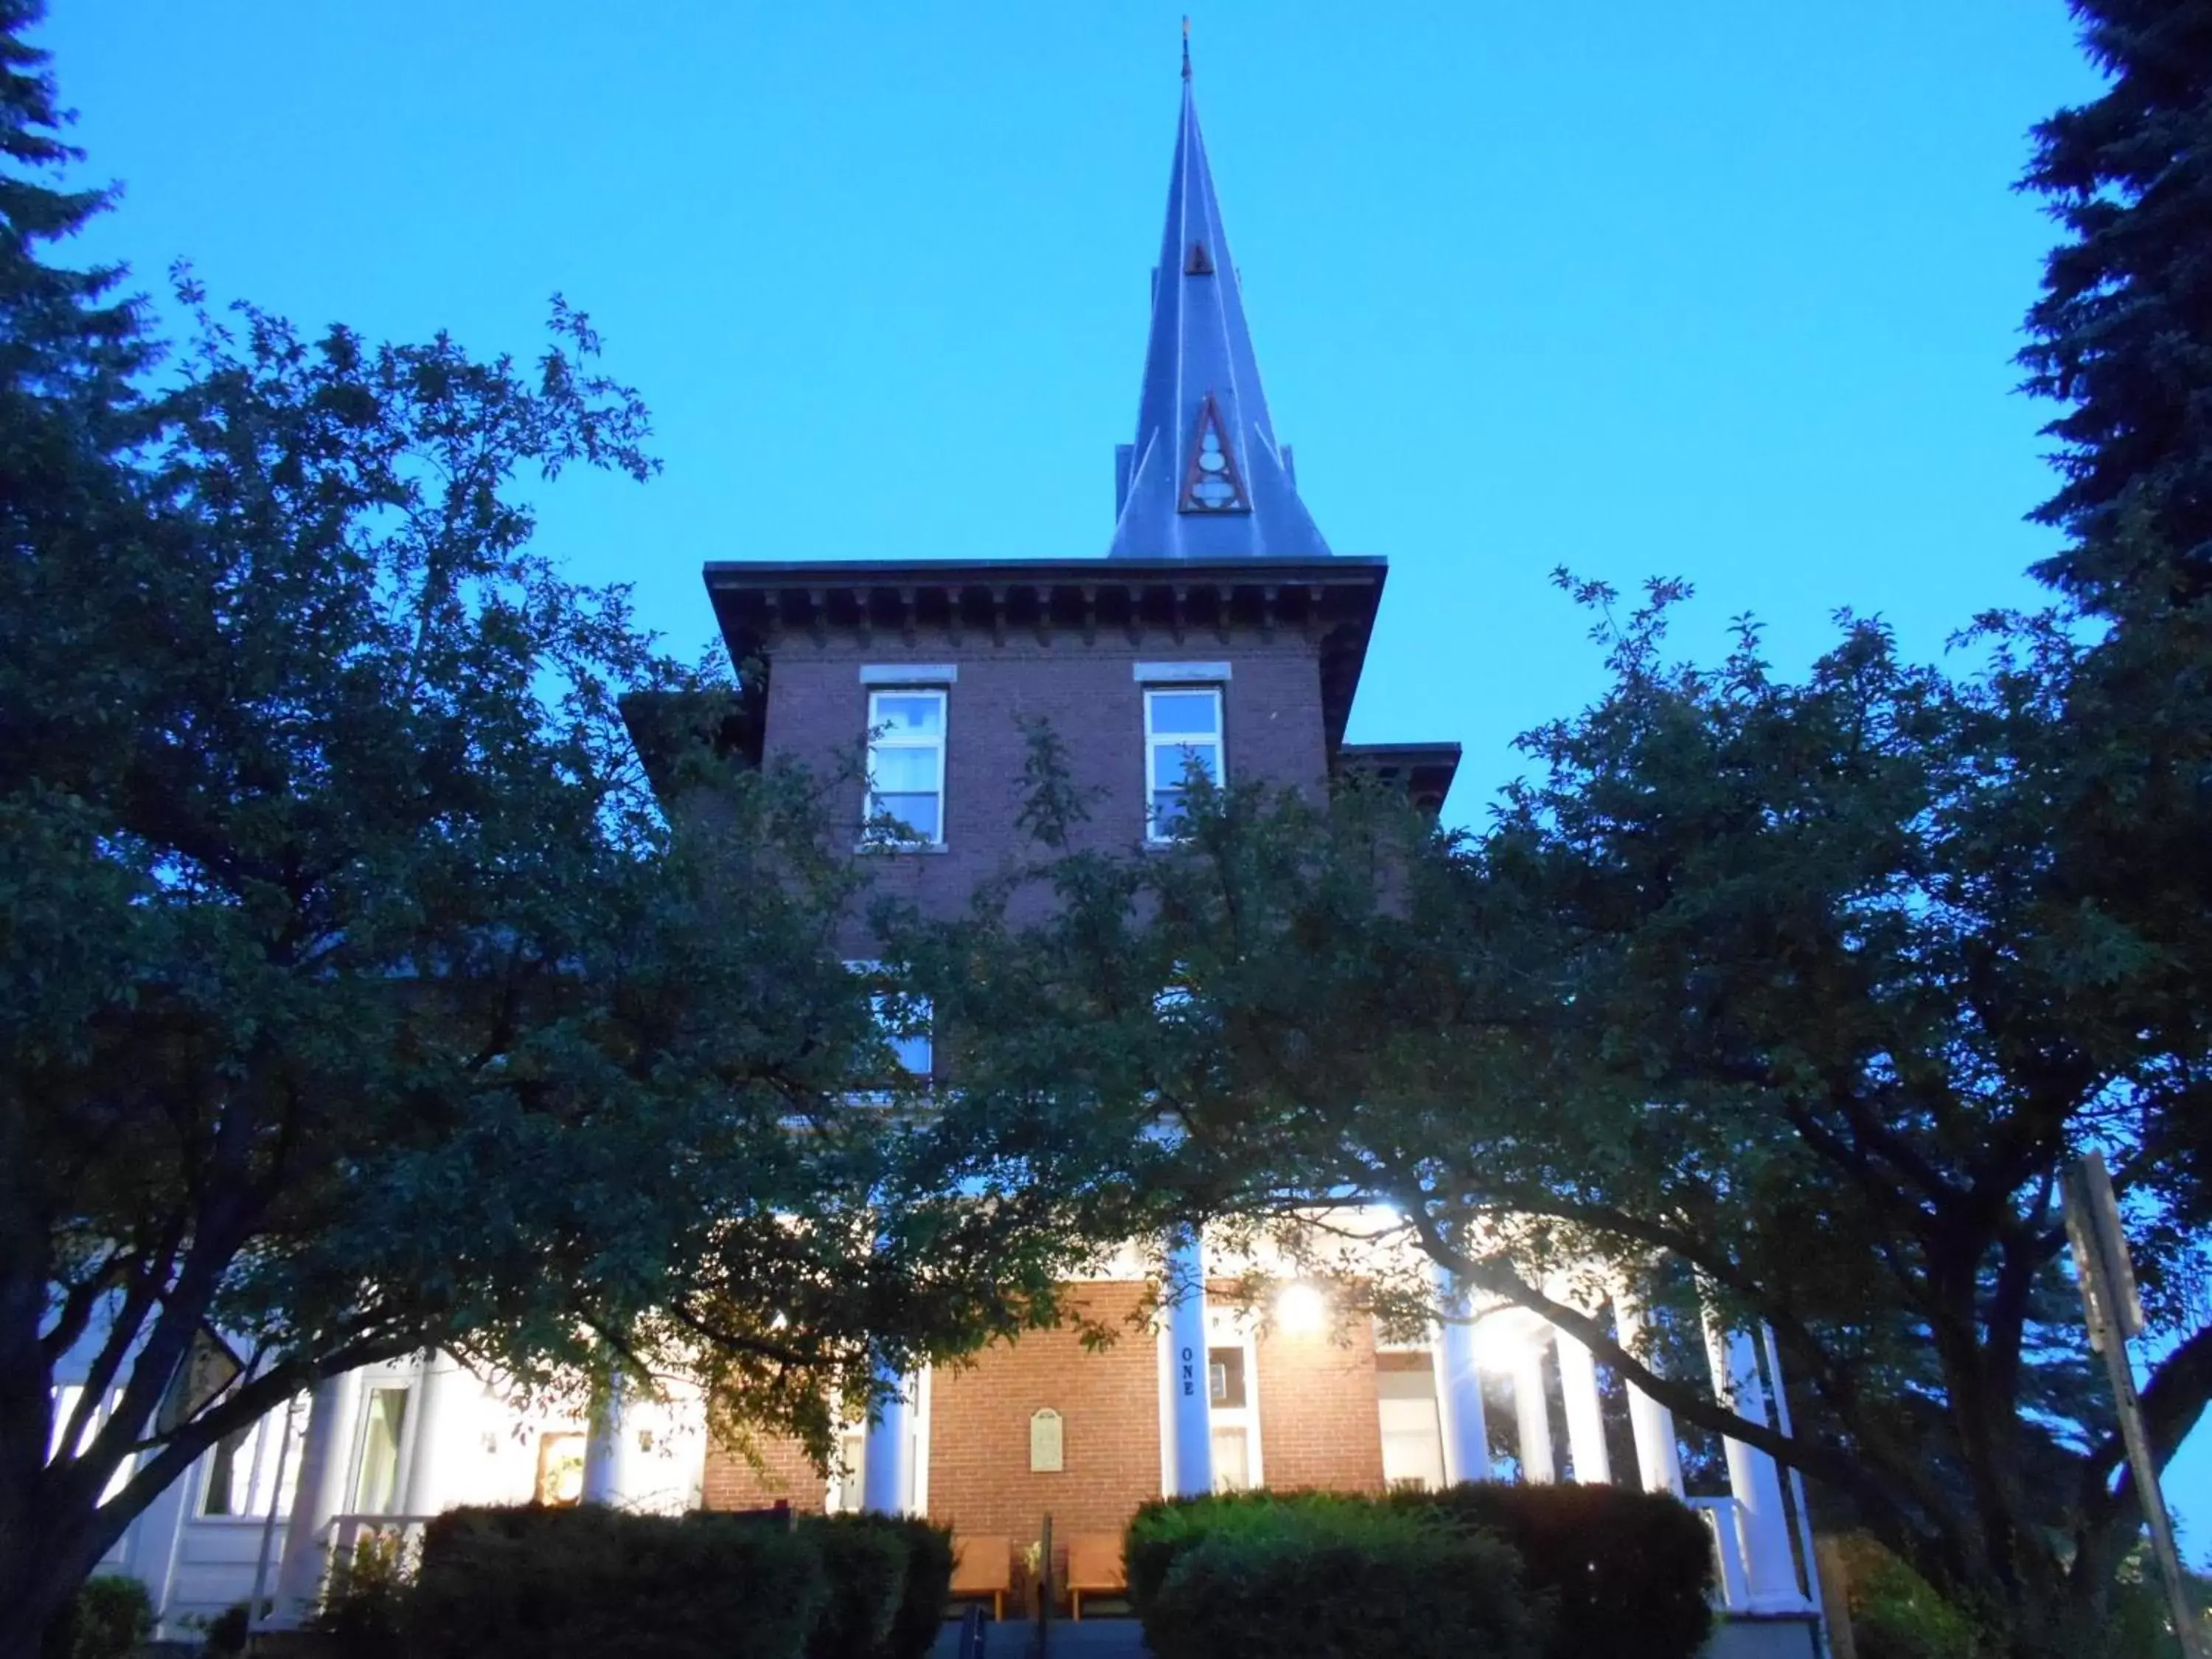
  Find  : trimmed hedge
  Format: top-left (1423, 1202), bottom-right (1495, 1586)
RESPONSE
top-left (1402, 1482), bottom-right (1716, 1659)
top-left (878, 1516), bottom-right (954, 1659)
top-left (1142, 1500), bottom-right (1537, 1659)
top-left (411, 1506), bottom-right (824, 1659)
top-left (401, 1505), bottom-right (950, 1659)
top-left (799, 1515), bottom-right (908, 1659)
top-left (1127, 1489), bottom-right (1370, 1618)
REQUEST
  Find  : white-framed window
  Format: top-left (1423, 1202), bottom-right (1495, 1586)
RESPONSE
top-left (200, 1402), bottom-right (304, 1518)
top-left (846, 961), bottom-right (933, 1084)
top-left (1377, 1367), bottom-right (1447, 1492)
top-left (827, 1423), bottom-right (869, 1514)
top-left (863, 689), bottom-right (947, 846)
top-left (1143, 686), bottom-right (1223, 841)
top-left (1206, 1318), bottom-right (1262, 1493)
top-left (350, 1384), bottom-right (411, 1514)
top-left (872, 990), bottom-right (933, 1079)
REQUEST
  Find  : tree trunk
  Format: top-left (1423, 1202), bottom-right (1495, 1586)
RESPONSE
top-left (0, 1520), bottom-right (114, 1659)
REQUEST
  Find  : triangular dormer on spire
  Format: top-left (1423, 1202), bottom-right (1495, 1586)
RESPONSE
top-left (1107, 39), bottom-right (1331, 560)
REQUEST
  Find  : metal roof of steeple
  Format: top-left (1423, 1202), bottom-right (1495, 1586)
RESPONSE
top-left (1106, 41), bottom-right (1331, 560)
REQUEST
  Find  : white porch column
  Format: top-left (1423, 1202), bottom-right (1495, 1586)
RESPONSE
top-left (1703, 1313), bottom-right (1809, 1613)
top-left (400, 1352), bottom-right (470, 1518)
top-left (1165, 1227), bottom-right (1214, 1496)
top-left (1510, 1340), bottom-right (1557, 1484)
top-left (579, 1371), bottom-right (630, 1507)
top-left (860, 1362), bottom-right (914, 1514)
top-left (1612, 1290), bottom-right (1685, 1496)
top-left (1555, 1327), bottom-right (1613, 1485)
top-left (273, 1368), bottom-right (361, 1623)
top-left (1430, 1262), bottom-right (1491, 1486)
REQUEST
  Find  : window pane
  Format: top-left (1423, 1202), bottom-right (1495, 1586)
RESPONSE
top-left (1148, 690), bottom-right (1219, 737)
top-left (1152, 789), bottom-right (1189, 835)
top-left (869, 793), bottom-right (940, 841)
top-left (869, 746), bottom-right (939, 792)
top-left (204, 1423), bottom-right (252, 1516)
top-left (1151, 741), bottom-right (1218, 791)
top-left (873, 694), bottom-right (943, 737)
top-left (535, 1433), bottom-right (585, 1506)
top-left (1208, 1346), bottom-right (1247, 1409)
top-left (354, 1386), bottom-right (409, 1514)
top-left (872, 992), bottom-right (933, 1076)
top-left (1211, 1427), bottom-right (1251, 1492)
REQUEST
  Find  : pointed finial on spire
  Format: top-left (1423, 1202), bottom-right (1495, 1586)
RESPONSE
top-left (1181, 16), bottom-right (1191, 81)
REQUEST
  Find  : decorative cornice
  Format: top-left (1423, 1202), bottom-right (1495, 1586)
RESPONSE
top-left (705, 555), bottom-right (1387, 753)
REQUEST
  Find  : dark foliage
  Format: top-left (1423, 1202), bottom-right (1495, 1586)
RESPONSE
top-left (2020, 0), bottom-right (2212, 608)
top-left (799, 1514), bottom-right (908, 1659)
top-left (40, 1575), bottom-right (151, 1659)
top-left (409, 1506), bottom-right (825, 1659)
top-left (194, 1602), bottom-right (250, 1658)
top-left (1135, 1495), bottom-right (1537, 1659)
top-left (878, 1517), bottom-right (954, 1659)
top-left (1400, 1482), bottom-right (1714, 1659)
top-left (1123, 1489), bottom-right (1335, 1619)
top-left (313, 1531), bottom-right (412, 1659)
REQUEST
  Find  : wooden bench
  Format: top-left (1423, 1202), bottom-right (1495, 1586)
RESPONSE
top-left (949, 1534), bottom-right (1012, 1621)
top-left (1065, 1532), bottom-right (1127, 1621)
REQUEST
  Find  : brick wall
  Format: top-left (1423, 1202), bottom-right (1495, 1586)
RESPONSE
top-left (926, 1283), bottom-right (1161, 1540)
top-left (759, 627), bottom-right (1329, 933)
top-left (1254, 1317), bottom-right (1387, 1495)
top-left (700, 1430), bottom-right (831, 1514)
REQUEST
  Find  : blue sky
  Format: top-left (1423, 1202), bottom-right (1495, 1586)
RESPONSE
top-left (36, 0), bottom-right (2211, 1564)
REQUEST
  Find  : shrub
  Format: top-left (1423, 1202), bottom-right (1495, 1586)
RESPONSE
top-left (1401, 1483), bottom-right (1714, 1659)
top-left (411, 1504), bottom-right (825, 1659)
top-left (195, 1602), bottom-right (251, 1659)
top-left (1142, 1501), bottom-right (1537, 1659)
top-left (44, 1575), bottom-right (153, 1659)
top-left (1125, 1489), bottom-right (1367, 1619)
top-left (315, 1529), bottom-right (414, 1659)
top-left (880, 1517), bottom-right (954, 1659)
top-left (1830, 1534), bottom-right (1988, 1659)
top-left (800, 1514), bottom-right (908, 1659)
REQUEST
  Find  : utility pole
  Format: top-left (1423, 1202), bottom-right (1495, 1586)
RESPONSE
top-left (2062, 1152), bottom-right (2205, 1659)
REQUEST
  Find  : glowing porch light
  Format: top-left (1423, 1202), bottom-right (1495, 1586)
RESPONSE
top-left (1470, 1312), bottom-right (1540, 1371)
top-left (1275, 1281), bottom-right (1328, 1336)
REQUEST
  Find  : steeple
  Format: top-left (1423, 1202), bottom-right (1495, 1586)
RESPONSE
top-left (1106, 43), bottom-right (1330, 560)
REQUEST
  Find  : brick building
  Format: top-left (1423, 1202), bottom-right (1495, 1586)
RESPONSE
top-left (77, 58), bottom-right (1825, 1652)
top-left (692, 55), bottom-right (1454, 1538)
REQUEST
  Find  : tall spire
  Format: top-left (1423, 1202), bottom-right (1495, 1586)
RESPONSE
top-left (1107, 41), bottom-right (1330, 560)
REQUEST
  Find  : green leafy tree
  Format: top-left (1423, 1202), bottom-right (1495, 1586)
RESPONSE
top-left (908, 572), bottom-right (2210, 1657)
top-left (0, 12), bottom-right (1100, 1651)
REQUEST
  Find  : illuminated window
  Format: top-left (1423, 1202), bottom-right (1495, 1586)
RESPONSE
top-left (535, 1433), bottom-right (585, 1506)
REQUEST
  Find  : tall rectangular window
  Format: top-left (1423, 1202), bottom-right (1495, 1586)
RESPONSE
top-left (864, 689), bottom-right (947, 846)
top-left (198, 1401), bottom-right (305, 1518)
top-left (351, 1385), bottom-right (410, 1514)
top-left (872, 990), bottom-right (933, 1079)
top-left (1207, 1343), bottom-right (1258, 1492)
top-left (1144, 686), bottom-right (1223, 840)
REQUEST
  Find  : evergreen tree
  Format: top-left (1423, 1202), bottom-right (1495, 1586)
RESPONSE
top-left (2021, 0), bottom-right (2212, 609)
